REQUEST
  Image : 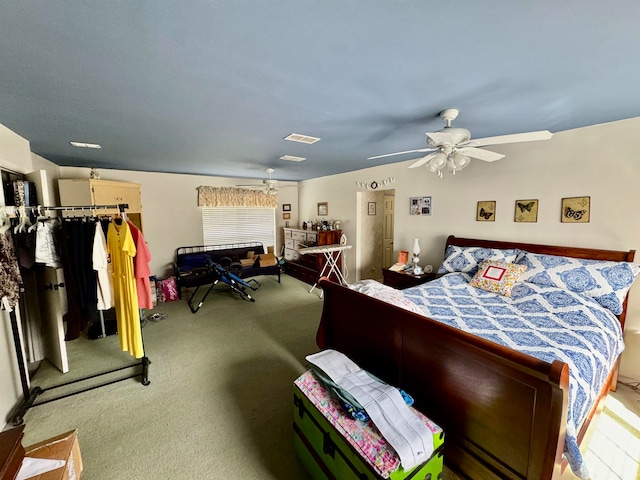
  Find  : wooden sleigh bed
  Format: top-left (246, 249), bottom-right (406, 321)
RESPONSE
top-left (316, 235), bottom-right (635, 480)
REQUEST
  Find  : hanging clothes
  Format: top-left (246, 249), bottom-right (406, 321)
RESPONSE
top-left (92, 221), bottom-right (113, 310)
top-left (0, 230), bottom-right (24, 309)
top-left (107, 219), bottom-right (144, 358)
top-left (34, 219), bottom-right (61, 268)
top-left (56, 218), bottom-right (98, 340)
top-left (127, 221), bottom-right (153, 310)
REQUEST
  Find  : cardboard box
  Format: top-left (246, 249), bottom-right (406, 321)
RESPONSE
top-left (257, 253), bottom-right (277, 267)
top-left (0, 425), bottom-right (25, 480)
top-left (239, 258), bottom-right (254, 267)
top-left (23, 430), bottom-right (83, 480)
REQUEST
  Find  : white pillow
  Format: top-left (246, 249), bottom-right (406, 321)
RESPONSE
top-left (516, 251), bottom-right (640, 315)
top-left (438, 245), bottom-right (521, 276)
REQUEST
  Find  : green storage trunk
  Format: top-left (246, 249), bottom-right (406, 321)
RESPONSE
top-left (293, 371), bottom-right (444, 480)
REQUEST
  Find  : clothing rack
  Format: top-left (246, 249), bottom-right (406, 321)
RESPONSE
top-left (7, 203), bottom-right (151, 426)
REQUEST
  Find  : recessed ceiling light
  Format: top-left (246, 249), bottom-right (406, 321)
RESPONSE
top-left (284, 133), bottom-right (320, 144)
top-left (70, 141), bottom-right (102, 149)
top-left (279, 155), bottom-right (306, 162)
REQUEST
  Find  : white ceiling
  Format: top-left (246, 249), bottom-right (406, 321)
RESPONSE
top-left (1, 1), bottom-right (639, 182)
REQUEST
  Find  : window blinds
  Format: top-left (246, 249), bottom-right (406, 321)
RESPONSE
top-left (201, 207), bottom-right (276, 250)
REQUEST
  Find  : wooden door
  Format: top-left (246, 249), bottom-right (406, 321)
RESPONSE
top-left (383, 194), bottom-right (395, 267)
top-left (36, 267), bottom-right (69, 373)
top-left (26, 170), bottom-right (69, 373)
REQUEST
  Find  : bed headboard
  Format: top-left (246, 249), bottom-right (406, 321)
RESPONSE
top-left (446, 235), bottom-right (635, 262)
top-left (445, 235), bottom-right (636, 329)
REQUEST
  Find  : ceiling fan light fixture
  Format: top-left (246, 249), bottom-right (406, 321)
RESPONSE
top-left (426, 152), bottom-right (447, 172)
top-left (451, 152), bottom-right (471, 170)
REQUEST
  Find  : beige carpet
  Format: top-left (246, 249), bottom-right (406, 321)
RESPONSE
top-left (21, 275), bottom-right (320, 479)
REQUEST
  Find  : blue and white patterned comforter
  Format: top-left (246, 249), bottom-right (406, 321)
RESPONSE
top-left (395, 273), bottom-right (625, 478)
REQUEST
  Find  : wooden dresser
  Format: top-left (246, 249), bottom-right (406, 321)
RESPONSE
top-left (283, 227), bottom-right (342, 285)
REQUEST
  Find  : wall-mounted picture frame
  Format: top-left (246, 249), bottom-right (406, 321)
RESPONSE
top-left (282, 203), bottom-right (291, 212)
top-left (561, 196), bottom-right (590, 223)
top-left (317, 202), bottom-right (328, 216)
top-left (477, 201), bottom-right (496, 222)
top-left (410, 196), bottom-right (432, 216)
top-left (368, 202), bottom-right (376, 216)
top-left (283, 212), bottom-right (291, 220)
top-left (514, 199), bottom-right (538, 223)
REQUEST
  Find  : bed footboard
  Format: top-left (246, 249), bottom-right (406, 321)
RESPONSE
top-left (317, 278), bottom-right (569, 480)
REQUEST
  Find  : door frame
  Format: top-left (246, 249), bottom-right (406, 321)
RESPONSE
top-left (355, 188), bottom-right (395, 282)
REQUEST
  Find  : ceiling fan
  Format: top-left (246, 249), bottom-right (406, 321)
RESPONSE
top-left (368, 109), bottom-right (553, 178)
top-left (236, 168), bottom-right (286, 195)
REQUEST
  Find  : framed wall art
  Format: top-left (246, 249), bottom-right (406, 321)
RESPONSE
top-left (282, 204), bottom-right (291, 212)
top-left (368, 202), bottom-right (376, 216)
top-left (410, 196), bottom-right (432, 216)
top-left (283, 212), bottom-right (291, 220)
top-left (561, 196), bottom-right (590, 223)
top-left (317, 202), bottom-right (328, 216)
top-left (514, 199), bottom-right (538, 223)
top-left (476, 201), bottom-right (496, 222)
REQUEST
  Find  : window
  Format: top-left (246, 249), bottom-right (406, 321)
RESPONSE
top-left (201, 207), bottom-right (276, 249)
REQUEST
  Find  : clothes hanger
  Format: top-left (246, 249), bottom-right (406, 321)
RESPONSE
top-left (14, 205), bottom-right (32, 234)
top-left (28, 205), bottom-right (46, 232)
top-left (0, 208), bottom-right (11, 234)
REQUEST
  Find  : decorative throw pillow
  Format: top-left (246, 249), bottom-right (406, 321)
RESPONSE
top-left (516, 251), bottom-right (640, 315)
top-left (470, 260), bottom-right (527, 297)
top-left (437, 245), bottom-right (521, 276)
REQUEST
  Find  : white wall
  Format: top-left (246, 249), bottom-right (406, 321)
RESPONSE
top-left (58, 167), bottom-right (299, 278)
top-left (0, 124), bottom-right (31, 176)
top-left (298, 117), bottom-right (640, 380)
top-left (0, 124), bottom-right (33, 425)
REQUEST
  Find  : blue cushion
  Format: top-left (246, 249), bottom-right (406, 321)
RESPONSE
top-left (516, 251), bottom-right (640, 315)
top-left (179, 253), bottom-right (211, 271)
top-left (438, 245), bottom-right (521, 276)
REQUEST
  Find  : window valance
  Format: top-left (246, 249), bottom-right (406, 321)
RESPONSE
top-left (197, 186), bottom-right (277, 208)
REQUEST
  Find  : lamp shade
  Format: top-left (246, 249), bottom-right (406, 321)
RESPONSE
top-left (451, 152), bottom-right (471, 170)
top-left (426, 152), bottom-right (447, 172)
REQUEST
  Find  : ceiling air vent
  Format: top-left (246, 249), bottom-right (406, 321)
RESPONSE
top-left (279, 155), bottom-right (306, 162)
top-left (284, 133), bottom-right (320, 144)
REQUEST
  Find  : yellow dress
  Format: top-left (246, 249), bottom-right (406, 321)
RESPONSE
top-left (107, 220), bottom-right (144, 358)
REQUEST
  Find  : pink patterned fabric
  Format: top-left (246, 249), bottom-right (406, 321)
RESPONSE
top-left (295, 370), bottom-right (442, 478)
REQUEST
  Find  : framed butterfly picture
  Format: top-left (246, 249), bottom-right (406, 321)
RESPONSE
top-left (514, 199), bottom-right (538, 223)
top-left (561, 196), bottom-right (590, 223)
top-left (476, 201), bottom-right (496, 222)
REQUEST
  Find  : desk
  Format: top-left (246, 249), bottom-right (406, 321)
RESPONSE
top-left (299, 244), bottom-right (352, 296)
top-left (382, 268), bottom-right (438, 289)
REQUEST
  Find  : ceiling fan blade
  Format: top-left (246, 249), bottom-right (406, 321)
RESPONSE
top-left (368, 148), bottom-right (434, 160)
top-left (467, 130), bottom-right (553, 147)
top-left (408, 152), bottom-right (439, 169)
top-left (456, 147), bottom-right (505, 162)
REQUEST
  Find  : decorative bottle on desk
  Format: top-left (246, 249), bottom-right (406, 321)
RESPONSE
top-left (412, 238), bottom-right (423, 275)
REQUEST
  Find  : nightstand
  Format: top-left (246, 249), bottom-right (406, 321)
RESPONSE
top-left (381, 268), bottom-right (438, 289)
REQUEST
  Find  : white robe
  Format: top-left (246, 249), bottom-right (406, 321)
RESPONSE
top-left (93, 223), bottom-right (113, 310)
